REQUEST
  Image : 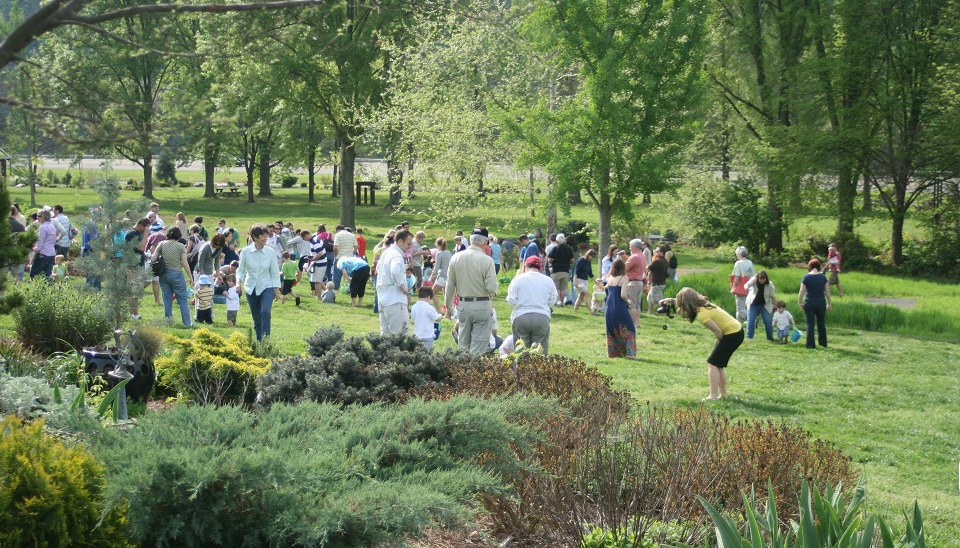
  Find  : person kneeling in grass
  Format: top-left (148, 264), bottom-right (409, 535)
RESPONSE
top-left (660, 287), bottom-right (744, 401)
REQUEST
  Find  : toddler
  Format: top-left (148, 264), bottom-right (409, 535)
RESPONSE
top-left (591, 278), bottom-right (607, 315)
top-left (194, 274), bottom-right (214, 324)
top-left (410, 286), bottom-right (442, 350)
top-left (321, 281), bottom-right (336, 303)
top-left (225, 276), bottom-right (241, 326)
top-left (772, 300), bottom-right (797, 344)
top-left (52, 255), bottom-right (67, 282)
top-left (280, 251), bottom-right (302, 306)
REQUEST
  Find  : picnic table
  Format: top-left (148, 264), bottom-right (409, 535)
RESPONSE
top-left (214, 185), bottom-right (242, 196)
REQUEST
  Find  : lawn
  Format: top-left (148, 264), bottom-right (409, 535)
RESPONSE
top-left (3, 183), bottom-right (958, 544)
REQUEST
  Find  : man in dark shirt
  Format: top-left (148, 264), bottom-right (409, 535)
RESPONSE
top-left (646, 246), bottom-right (670, 314)
top-left (547, 234), bottom-right (575, 307)
top-left (125, 218), bottom-right (150, 319)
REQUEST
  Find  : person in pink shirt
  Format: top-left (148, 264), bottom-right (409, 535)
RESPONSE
top-left (624, 239), bottom-right (648, 326)
top-left (827, 243), bottom-right (844, 297)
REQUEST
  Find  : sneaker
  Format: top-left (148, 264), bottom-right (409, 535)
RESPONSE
top-left (295, 296), bottom-right (301, 306)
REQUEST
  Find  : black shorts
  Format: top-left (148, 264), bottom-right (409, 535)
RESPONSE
top-left (281, 279), bottom-right (295, 295)
top-left (707, 328), bottom-right (744, 368)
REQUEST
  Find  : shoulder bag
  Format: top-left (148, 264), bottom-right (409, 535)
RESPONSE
top-left (151, 242), bottom-right (167, 277)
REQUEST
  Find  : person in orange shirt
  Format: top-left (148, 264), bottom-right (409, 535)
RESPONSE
top-left (624, 239), bottom-right (648, 327)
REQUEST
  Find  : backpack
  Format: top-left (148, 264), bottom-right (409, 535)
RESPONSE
top-left (669, 253), bottom-right (678, 269)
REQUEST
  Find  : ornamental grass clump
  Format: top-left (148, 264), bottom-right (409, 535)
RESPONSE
top-left (0, 416), bottom-right (130, 547)
top-left (92, 396), bottom-right (552, 547)
top-left (11, 279), bottom-right (113, 354)
top-left (155, 329), bottom-right (269, 405)
top-left (257, 326), bottom-right (459, 406)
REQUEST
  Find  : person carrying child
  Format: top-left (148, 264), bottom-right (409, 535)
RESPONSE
top-left (225, 275), bottom-right (241, 326)
top-left (321, 281), bottom-right (336, 303)
top-left (411, 286), bottom-right (443, 350)
top-left (195, 274), bottom-right (215, 324)
top-left (280, 251), bottom-right (302, 306)
top-left (772, 300), bottom-right (797, 344)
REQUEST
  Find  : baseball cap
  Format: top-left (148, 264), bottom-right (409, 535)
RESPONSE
top-left (525, 256), bottom-right (542, 269)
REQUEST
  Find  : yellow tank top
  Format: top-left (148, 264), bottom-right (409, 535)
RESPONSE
top-left (695, 306), bottom-right (742, 335)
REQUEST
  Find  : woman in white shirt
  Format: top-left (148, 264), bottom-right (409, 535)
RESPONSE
top-left (506, 256), bottom-right (558, 354)
top-left (236, 224), bottom-right (281, 341)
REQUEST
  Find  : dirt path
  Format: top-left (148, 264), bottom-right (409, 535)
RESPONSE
top-left (864, 298), bottom-right (917, 309)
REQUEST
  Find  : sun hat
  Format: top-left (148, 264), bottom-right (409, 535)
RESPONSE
top-left (198, 275), bottom-right (212, 285)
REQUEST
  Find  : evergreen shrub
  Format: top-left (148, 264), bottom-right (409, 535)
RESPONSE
top-left (12, 279), bottom-right (113, 354)
top-left (93, 396), bottom-right (551, 548)
top-left (281, 174), bottom-right (298, 188)
top-left (0, 372), bottom-right (85, 430)
top-left (0, 416), bottom-right (130, 547)
top-left (156, 329), bottom-right (268, 405)
top-left (257, 326), bottom-right (458, 406)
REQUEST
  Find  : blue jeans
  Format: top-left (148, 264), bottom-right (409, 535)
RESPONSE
top-left (160, 270), bottom-right (193, 326)
top-left (747, 304), bottom-right (773, 340)
top-left (803, 300), bottom-right (828, 348)
top-left (30, 254), bottom-right (54, 280)
top-left (82, 249), bottom-right (101, 290)
top-left (325, 262), bottom-right (334, 285)
top-left (333, 263), bottom-right (343, 289)
top-left (246, 287), bottom-right (275, 341)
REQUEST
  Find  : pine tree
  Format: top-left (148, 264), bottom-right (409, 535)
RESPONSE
top-left (0, 180), bottom-right (28, 314)
top-left (77, 169), bottom-right (148, 329)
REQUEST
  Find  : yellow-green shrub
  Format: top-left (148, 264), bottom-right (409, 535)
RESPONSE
top-left (156, 329), bottom-right (269, 405)
top-left (0, 416), bottom-right (131, 547)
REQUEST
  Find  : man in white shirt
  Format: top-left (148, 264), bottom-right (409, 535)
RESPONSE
top-left (332, 225), bottom-right (358, 289)
top-left (506, 256), bottom-right (558, 354)
top-left (52, 205), bottom-right (73, 257)
top-left (376, 229), bottom-right (413, 335)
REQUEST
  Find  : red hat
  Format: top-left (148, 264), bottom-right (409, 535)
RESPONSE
top-left (525, 256), bottom-right (542, 269)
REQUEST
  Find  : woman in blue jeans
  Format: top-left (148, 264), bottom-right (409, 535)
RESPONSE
top-left (236, 224), bottom-right (281, 341)
top-left (152, 227), bottom-right (195, 327)
top-left (744, 270), bottom-right (776, 340)
top-left (798, 259), bottom-right (832, 348)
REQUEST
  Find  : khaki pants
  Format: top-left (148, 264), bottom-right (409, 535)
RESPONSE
top-left (625, 280), bottom-right (644, 309)
top-left (457, 300), bottom-right (492, 356)
top-left (512, 312), bottom-right (551, 355)
top-left (379, 302), bottom-right (409, 335)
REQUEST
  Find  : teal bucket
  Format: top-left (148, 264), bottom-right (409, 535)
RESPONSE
top-left (791, 329), bottom-right (803, 343)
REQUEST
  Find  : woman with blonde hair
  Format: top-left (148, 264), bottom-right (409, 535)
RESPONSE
top-left (429, 237), bottom-right (452, 310)
top-left (660, 287), bottom-right (744, 400)
top-left (175, 212), bottom-right (188, 236)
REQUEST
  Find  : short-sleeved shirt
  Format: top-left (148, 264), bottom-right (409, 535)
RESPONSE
top-left (411, 300), bottom-right (442, 339)
top-left (125, 230), bottom-right (145, 265)
top-left (548, 244), bottom-right (575, 272)
top-left (647, 257), bottom-right (669, 285)
top-left (802, 273), bottom-right (829, 303)
top-left (490, 243), bottom-right (502, 264)
top-left (155, 240), bottom-right (186, 271)
top-left (625, 253), bottom-right (647, 281)
top-left (334, 230), bottom-right (357, 260)
top-left (281, 260), bottom-right (299, 280)
top-left (695, 306), bottom-right (741, 335)
top-left (732, 259), bottom-right (755, 279)
top-left (828, 251), bottom-right (842, 272)
top-left (338, 256), bottom-right (369, 276)
top-left (310, 236), bottom-right (328, 267)
top-left (357, 235), bottom-right (367, 258)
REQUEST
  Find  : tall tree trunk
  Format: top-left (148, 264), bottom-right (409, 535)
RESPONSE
top-left (385, 154), bottom-right (403, 209)
top-left (547, 175), bottom-right (558, 235)
top-left (766, 172), bottom-right (784, 252)
top-left (28, 157), bottom-right (36, 207)
top-left (597, 189), bottom-right (613, 257)
top-left (307, 148), bottom-right (316, 203)
top-left (567, 191), bottom-right (582, 205)
top-left (720, 125), bottom-right (732, 180)
top-left (836, 159), bottom-right (856, 233)
top-left (258, 140), bottom-right (272, 196)
top-left (246, 165), bottom-right (255, 203)
top-left (407, 157), bottom-right (415, 197)
top-left (203, 147), bottom-right (216, 198)
top-left (141, 154), bottom-right (154, 200)
top-left (331, 137), bottom-right (340, 198)
top-left (529, 168), bottom-right (535, 217)
top-left (642, 193), bottom-right (651, 204)
top-left (861, 175), bottom-right (871, 211)
top-left (890, 209), bottom-right (904, 266)
top-left (477, 168), bottom-right (484, 196)
top-left (339, 137), bottom-right (356, 229)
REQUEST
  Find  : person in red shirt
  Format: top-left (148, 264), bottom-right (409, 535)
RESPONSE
top-left (827, 243), bottom-right (844, 297)
top-left (356, 228), bottom-right (367, 259)
top-left (625, 239), bottom-right (648, 326)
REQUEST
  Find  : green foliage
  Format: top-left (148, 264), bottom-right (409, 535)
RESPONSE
top-left (155, 150), bottom-right (177, 184)
top-left (0, 416), bottom-right (130, 547)
top-left (11, 279), bottom-right (113, 354)
top-left (675, 175), bottom-right (773, 253)
top-left (92, 396), bottom-right (550, 548)
top-left (247, 328), bottom-right (282, 359)
top-left (155, 328), bottom-right (268, 405)
top-left (257, 326), bottom-right (457, 406)
top-left (0, 372), bottom-right (85, 430)
top-left (688, 481), bottom-right (926, 548)
top-left (788, 231), bottom-right (882, 272)
top-left (581, 522), bottom-right (687, 548)
top-left (0, 336), bottom-right (43, 376)
top-left (280, 174), bottom-right (298, 188)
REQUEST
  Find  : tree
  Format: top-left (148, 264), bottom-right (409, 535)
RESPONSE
top-left (505, 0), bottom-right (708, 252)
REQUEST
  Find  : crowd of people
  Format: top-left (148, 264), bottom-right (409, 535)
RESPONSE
top-left (8, 199), bottom-right (847, 399)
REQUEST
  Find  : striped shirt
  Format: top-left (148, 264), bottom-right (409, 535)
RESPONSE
top-left (195, 285), bottom-right (214, 310)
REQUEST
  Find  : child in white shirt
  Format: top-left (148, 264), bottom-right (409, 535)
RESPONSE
top-left (772, 300), bottom-right (797, 344)
top-left (225, 276), bottom-right (241, 326)
top-left (411, 286), bottom-right (442, 350)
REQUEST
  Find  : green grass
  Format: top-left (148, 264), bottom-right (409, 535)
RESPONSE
top-left (3, 183), bottom-right (958, 543)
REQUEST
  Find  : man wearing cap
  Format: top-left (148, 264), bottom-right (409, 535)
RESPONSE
top-left (507, 256), bottom-right (557, 354)
top-left (445, 233), bottom-right (499, 355)
top-left (376, 229), bottom-right (414, 334)
top-left (625, 239), bottom-right (648, 326)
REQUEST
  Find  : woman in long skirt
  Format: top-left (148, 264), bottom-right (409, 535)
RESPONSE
top-left (604, 258), bottom-right (636, 359)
